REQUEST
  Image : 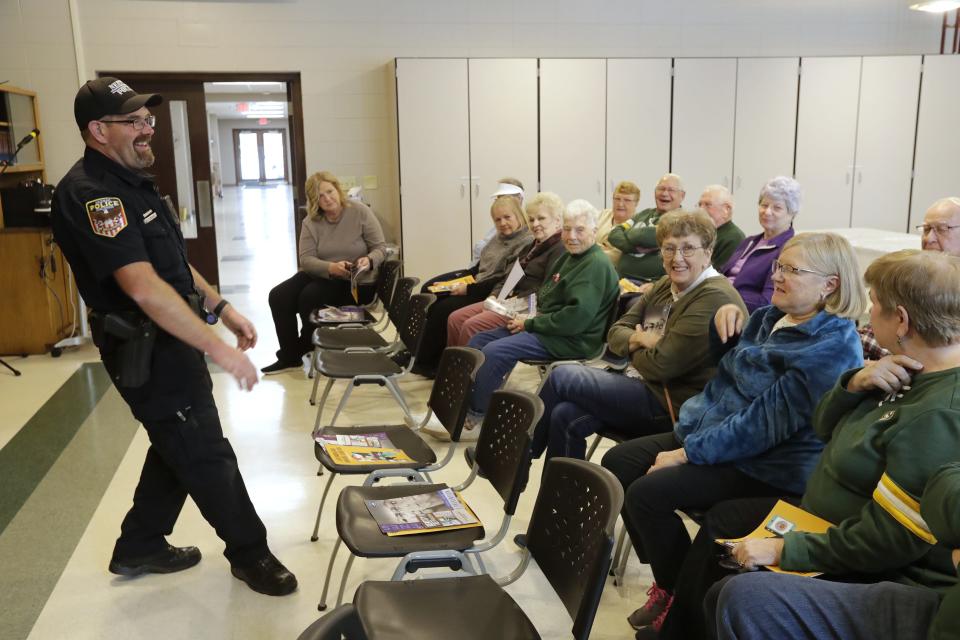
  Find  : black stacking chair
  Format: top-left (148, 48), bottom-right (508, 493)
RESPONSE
top-left (316, 389), bottom-right (544, 611)
top-left (309, 347), bottom-right (484, 542)
top-left (296, 604), bottom-right (365, 640)
top-left (311, 292), bottom-right (435, 429)
top-left (309, 259), bottom-right (402, 330)
top-left (308, 276), bottom-right (420, 404)
top-left (303, 457), bottom-right (623, 640)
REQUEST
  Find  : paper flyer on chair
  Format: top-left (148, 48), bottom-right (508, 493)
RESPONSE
top-left (365, 488), bottom-right (482, 536)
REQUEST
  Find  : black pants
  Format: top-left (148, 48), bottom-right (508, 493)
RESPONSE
top-left (105, 335), bottom-right (269, 567)
top-left (658, 496), bottom-right (794, 640)
top-left (600, 434), bottom-right (790, 593)
top-left (268, 271), bottom-right (375, 362)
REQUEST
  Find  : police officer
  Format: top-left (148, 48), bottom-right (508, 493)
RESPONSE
top-left (51, 77), bottom-right (296, 596)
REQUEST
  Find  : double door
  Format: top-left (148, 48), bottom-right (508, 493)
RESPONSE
top-left (396, 59), bottom-right (538, 281)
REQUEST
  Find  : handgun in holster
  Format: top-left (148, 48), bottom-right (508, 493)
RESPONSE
top-left (90, 311), bottom-right (157, 388)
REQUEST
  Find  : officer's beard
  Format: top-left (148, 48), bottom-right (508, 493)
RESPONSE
top-left (133, 135), bottom-right (155, 169)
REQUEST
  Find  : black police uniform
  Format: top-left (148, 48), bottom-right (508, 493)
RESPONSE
top-left (51, 147), bottom-right (269, 566)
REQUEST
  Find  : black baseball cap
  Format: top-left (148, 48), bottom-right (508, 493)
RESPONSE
top-left (74, 76), bottom-right (163, 130)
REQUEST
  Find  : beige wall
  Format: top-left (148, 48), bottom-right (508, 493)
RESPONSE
top-left (1, 0), bottom-right (944, 235)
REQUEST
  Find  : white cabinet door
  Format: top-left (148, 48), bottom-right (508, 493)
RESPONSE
top-left (540, 58), bottom-right (607, 207)
top-left (911, 55), bottom-right (960, 233)
top-left (606, 58), bottom-right (672, 209)
top-left (850, 56), bottom-right (922, 233)
top-left (672, 58), bottom-right (737, 205)
top-left (468, 59), bottom-right (538, 246)
top-left (733, 57), bottom-right (799, 236)
top-left (396, 58), bottom-right (471, 282)
top-left (794, 57), bottom-right (861, 231)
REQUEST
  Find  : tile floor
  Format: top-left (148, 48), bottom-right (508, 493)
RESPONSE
top-left (0, 185), bottom-right (656, 640)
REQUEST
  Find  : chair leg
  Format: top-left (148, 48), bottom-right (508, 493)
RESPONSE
top-left (335, 553), bottom-right (356, 608)
top-left (585, 434), bottom-right (602, 461)
top-left (613, 528), bottom-right (632, 587)
top-left (310, 471), bottom-right (338, 542)
top-left (329, 381), bottom-right (357, 427)
top-left (313, 378), bottom-right (336, 431)
top-left (611, 523), bottom-right (627, 575)
top-left (384, 378), bottom-right (414, 424)
top-left (309, 348), bottom-right (322, 403)
top-left (318, 537), bottom-right (343, 611)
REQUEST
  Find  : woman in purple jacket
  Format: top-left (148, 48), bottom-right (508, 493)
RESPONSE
top-left (721, 176), bottom-right (800, 312)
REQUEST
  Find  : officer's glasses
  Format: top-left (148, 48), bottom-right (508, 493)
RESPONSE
top-left (100, 115), bottom-right (157, 131)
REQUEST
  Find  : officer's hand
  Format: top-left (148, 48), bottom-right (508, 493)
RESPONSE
top-left (329, 261), bottom-right (352, 279)
top-left (212, 345), bottom-right (259, 391)
top-left (221, 306), bottom-right (258, 351)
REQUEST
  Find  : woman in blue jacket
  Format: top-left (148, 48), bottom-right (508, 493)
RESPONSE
top-left (600, 232), bottom-right (867, 634)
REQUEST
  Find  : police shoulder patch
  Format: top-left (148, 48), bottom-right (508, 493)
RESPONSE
top-left (86, 197), bottom-right (128, 238)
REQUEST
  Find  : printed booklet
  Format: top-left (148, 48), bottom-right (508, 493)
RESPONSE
top-left (312, 305), bottom-right (368, 323)
top-left (315, 432), bottom-right (414, 466)
top-left (365, 487), bottom-right (482, 536)
top-left (427, 275), bottom-right (476, 293)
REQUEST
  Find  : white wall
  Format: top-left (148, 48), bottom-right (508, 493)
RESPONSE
top-left (216, 118), bottom-right (292, 186)
top-left (2, 0), bottom-right (947, 233)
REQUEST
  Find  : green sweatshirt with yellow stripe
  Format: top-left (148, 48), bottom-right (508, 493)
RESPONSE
top-left (780, 366), bottom-right (960, 596)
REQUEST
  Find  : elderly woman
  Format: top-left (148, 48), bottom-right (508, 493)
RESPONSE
top-left (433, 200), bottom-right (618, 441)
top-left (603, 232), bottom-right (866, 636)
top-left (262, 171), bottom-right (386, 374)
top-left (709, 462), bottom-right (960, 640)
top-left (412, 196), bottom-right (532, 377)
top-left (446, 192), bottom-right (566, 348)
top-left (596, 180), bottom-right (642, 265)
top-left (530, 209), bottom-right (746, 463)
top-left (647, 249), bottom-right (960, 640)
top-left (721, 176), bottom-right (800, 312)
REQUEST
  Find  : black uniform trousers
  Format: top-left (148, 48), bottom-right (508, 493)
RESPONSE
top-left (104, 333), bottom-right (268, 567)
top-left (268, 271), bottom-right (375, 363)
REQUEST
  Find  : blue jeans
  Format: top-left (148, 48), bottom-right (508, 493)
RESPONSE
top-left (467, 328), bottom-right (551, 414)
top-left (532, 364), bottom-right (668, 460)
top-left (709, 572), bottom-right (939, 640)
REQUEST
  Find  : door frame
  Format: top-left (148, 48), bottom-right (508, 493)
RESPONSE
top-left (96, 70), bottom-right (308, 285)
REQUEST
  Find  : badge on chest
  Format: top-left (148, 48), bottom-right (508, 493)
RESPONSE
top-left (86, 196), bottom-right (128, 238)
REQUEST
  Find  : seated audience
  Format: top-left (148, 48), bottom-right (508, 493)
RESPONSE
top-left (721, 176), bottom-right (800, 313)
top-left (412, 196), bottom-right (532, 377)
top-left (447, 192), bottom-right (566, 347)
top-left (601, 232), bottom-right (866, 636)
top-left (607, 173), bottom-right (685, 283)
top-left (424, 200), bottom-right (618, 441)
top-left (468, 177), bottom-right (525, 267)
top-left (697, 184), bottom-right (745, 269)
top-left (262, 171), bottom-right (386, 374)
top-left (708, 462), bottom-right (960, 640)
top-left (531, 209), bottom-right (746, 462)
top-left (650, 249), bottom-right (960, 640)
top-left (596, 180), bottom-right (642, 265)
top-left (860, 196), bottom-right (960, 360)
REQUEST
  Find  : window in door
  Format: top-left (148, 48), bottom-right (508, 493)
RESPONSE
top-left (233, 128), bottom-right (289, 184)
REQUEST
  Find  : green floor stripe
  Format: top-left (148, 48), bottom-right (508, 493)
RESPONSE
top-left (0, 363), bottom-right (112, 535)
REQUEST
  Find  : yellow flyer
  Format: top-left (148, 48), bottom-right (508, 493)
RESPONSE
top-left (324, 445), bottom-right (414, 466)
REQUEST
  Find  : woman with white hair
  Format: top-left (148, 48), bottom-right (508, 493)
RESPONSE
top-left (721, 176), bottom-right (801, 312)
top-left (431, 200), bottom-right (619, 441)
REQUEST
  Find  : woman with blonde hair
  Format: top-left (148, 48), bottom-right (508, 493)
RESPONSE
top-left (604, 232), bottom-right (867, 636)
top-left (262, 171), bottom-right (386, 374)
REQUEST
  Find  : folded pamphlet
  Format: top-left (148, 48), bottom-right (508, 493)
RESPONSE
top-left (365, 487), bottom-right (482, 536)
top-left (315, 432), bottom-right (414, 466)
top-left (427, 275), bottom-right (476, 293)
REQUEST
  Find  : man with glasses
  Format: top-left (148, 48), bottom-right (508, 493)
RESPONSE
top-left (608, 173), bottom-right (686, 284)
top-left (860, 197), bottom-right (960, 360)
top-left (51, 77), bottom-right (297, 596)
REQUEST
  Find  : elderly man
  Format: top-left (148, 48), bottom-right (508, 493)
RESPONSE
top-left (861, 196), bottom-right (960, 360)
top-left (440, 200), bottom-right (618, 441)
top-left (51, 77), bottom-right (296, 595)
top-left (607, 173), bottom-right (685, 282)
top-left (698, 184), bottom-right (745, 269)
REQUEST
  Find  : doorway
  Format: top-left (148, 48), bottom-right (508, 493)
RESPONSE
top-left (234, 129), bottom-right (290, 185)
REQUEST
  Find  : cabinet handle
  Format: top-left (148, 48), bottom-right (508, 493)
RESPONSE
top-left (722, 176), bottom-right (729, 188)
top-left (460, 184), bottom-right (465, 198)
top-left (845, 172), bottom-right (850, 186)
top-left (857, 170), bottom-right (862, 185)
top-left (474, 183), bottom-right (479, 198)
top-left (597, 180), bottom-right (602, 194)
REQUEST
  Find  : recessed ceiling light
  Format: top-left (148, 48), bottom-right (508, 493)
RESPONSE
top-left (909, 1), bottom-right (960, 12)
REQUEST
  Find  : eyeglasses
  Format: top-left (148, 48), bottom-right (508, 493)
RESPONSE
top-left (613, 195), bottom-right (637, 203)
top-left (915, 223), bottom-right (960, 236)
top-left (661, 245), bottom-right (702, 258)
top-left (656, 186), bottom-right (682, 194)
top-left (771, 260), bottom-right (831, 277)
top-left (100, 115), bottom-right (157, 131)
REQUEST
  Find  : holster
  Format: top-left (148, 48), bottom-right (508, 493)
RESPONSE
top-left (90, 310), bottom-right (157, 388)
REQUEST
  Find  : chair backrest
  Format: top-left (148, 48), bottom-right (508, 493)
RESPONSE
top-left (387, 276), bottom-right (419, 327)
top-left (526, 458), bottom-right (623, 640)
top-left (399, 292), bottom-right (436, 357)
top-left (296, 603), bottom-right (365, 640)
top-left (473, 389), bottom-right (544, 515)
top-left (427, 347), bottom-right (484, 440)
top-left (374, 259), bottom-right (402, 309)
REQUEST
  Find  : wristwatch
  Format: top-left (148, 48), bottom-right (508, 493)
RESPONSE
top-left (205, 299), bottom-right (230, 325)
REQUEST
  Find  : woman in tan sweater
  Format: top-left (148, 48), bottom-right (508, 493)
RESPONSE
top-left (262, 171), bottom-right (386, 374)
